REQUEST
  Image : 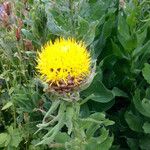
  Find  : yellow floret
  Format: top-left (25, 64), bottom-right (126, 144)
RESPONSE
top-left (36, 38), bottom-right (91, 86)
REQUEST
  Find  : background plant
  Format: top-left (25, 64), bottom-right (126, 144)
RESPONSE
top-left (0, 0), bottom-right (150, 149)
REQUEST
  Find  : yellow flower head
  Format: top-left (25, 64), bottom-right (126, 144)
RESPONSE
top-left (36, 38), bottom-right (91, 93)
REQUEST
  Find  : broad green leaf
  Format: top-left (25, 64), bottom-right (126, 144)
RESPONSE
top-left (127, 138), bottom-right (139, 150)
top-left (133, 91), bottom-right (150, 117)
top-left (142, 98), bottom-right (150, 115)
top-left (118, 13), bottom-right (130, 38)
top-left (143, 122), bottom-right (150, 134)
top-left (82, 21), bottom-right (99, 46)
top-left (98, 136), bottom-right (114, 150)
top-left (90, 112), bottom-right (106, 120)
top-left (132, 40), bottom-right (150, 69)
top-left (142, 63), bottom-right (150, 84)
top-left (96, 128), bottom-right (109, 144)
top-left (117, 13), bottom-right (137, 52)
top-left (1, 102), bottom-right (13, 110)
top-left (125, 111), bottom-right (144, 132)
top-left (87, 0), bottom-right (107, 21)
top-left (99, 55), bottom-right (117, 70)
top-left (55, 132), bottom-right (70, 150)
top-left (145, 87), bottom-right (150, 99)
top-left (112, 87), bottom-right (128, 97)
top-left (88, 100), bottom-right (115, 112)
top-left (111, 40), bottom-right (124, 58)
top-left (102, 14), bottom-right (115, 40)
top-left (132, 40), bottom-right (150, 59)
top-left (118, 34), bottom-right (137, 53)
top-left (126, 10), bottom-right (137, 30)
top-left (139, 135), bottom-right (150, 150)
top-left (7, 126), bottom-right (22, 148)
top-left (102, 119), bottom-right (115, 126)
top-left (86, 124), bottom-right (100, 138)
top-left (47, 14), bottom-right (67, 36)
top-left (0, 133), bottom-right (8, 147)
top-left (77, 17), bottom-right (89, 39)
top-left (86, 135), bottom-right (114, 150)
top-left (81, 76), bottom-right (114, 103)
top-left (54, 132), bottom-right (70, 144)
top-left (136, 26), bottom-right (147, 46)
top-left (9, 131), bottom-right (22, 148)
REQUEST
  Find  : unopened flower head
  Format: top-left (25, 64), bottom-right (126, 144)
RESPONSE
top-left (36, 38), bottom-right (91, 93)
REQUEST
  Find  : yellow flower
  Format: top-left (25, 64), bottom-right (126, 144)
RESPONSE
top-left (36, 38), bottom-right (91, 93)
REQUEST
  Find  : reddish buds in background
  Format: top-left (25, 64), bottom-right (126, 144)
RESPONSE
top-left (15, 18), bottom-right (23, 41)
top-left (0, 1), bottom-right (11, 29)
top-left (3, 1), bottom-right (11, 15)
top-left (23, 39), bottom-right (33, 51)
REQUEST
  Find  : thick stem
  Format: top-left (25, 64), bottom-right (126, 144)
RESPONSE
top-left (72, 102), bottom-right (86, 150)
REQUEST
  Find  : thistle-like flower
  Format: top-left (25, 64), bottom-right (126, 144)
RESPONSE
top-left (35, 38), bottom-right (96, 146)
top-left (36, 38), bottom-right (92, 95)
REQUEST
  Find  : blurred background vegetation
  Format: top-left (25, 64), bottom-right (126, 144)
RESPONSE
top-left (0, 0), bottom-right (150, 149)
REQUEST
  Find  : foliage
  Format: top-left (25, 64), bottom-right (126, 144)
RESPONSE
top-left (0, 0), bottom-right (150, 149)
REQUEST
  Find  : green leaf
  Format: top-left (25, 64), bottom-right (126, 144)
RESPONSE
top-left (143, 122), bottom-right (150, 134)
top-left (86, 135), bottom-right (114, 150)
top-left (46, 13), bottom-right (68, 37)
top-left (145, 87), bottom-right (150, 99)
top-left (54, 132), bottom-right (70, 144)
top-left (97, 128), bottom-right (109, 144)
top-left (21, 29), bottom-right (34, 40)
top-left (139, 135), bottom-right (150, 150)
top-left (1, 102), bottom-right (13, 110)
top-left (82, 21), bottom-right (99, 46)
top-left (102, 15), bottom-right (115, 40)
top-left (132, 40), bottom-right (150, 58)
top-left (125, 111), bottom-right (144, 132)
top-left (133, 91), bottom-right (150, 117)
top-left (86, 124), bottom-right (100, 138)
top-left (111, 40), bottom-right (124, 58)
top-left (7, 126), bottom-right (22, 148)
top-left (117, 13), bottom-right (137, 52)
top-left (98, 136), bottom-right (114, 150)
top-left (65, 106), bottom-right (74, 135)
top-left (85, 133), bottom-right (114, 150)
top-left (142, 63), bottom-right (150, 84)
top-left (142, 98), bottom-right (150, 114)
top-left (118, 34), bottom-right (137, 53)
top-left (77, 17), bottom-right (89, 39)
top-left (0, 133), bottom-right (8, 147)
top-left (136, 26), bottom-right (147, 47)
top-left (118, 13), bottom-right (130, 40)
top-left (132, 40), bottom-right (150, 69)
top-left (81, 76), bottom-right (114, 103)
top-left (112, 87), bottom-right (128, 97)
top-left (127, 138), bottom-right (139, 150)
top-left (10, 132), bottom-right (22, 148)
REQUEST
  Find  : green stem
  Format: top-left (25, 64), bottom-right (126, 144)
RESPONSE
top-left (72, 102), bottom-right (86, 150)
top-left (80, 94), bottom-right (94, 105)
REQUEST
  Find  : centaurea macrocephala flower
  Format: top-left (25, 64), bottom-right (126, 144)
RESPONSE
top-left (36, 38), bottom-right (91, 94)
